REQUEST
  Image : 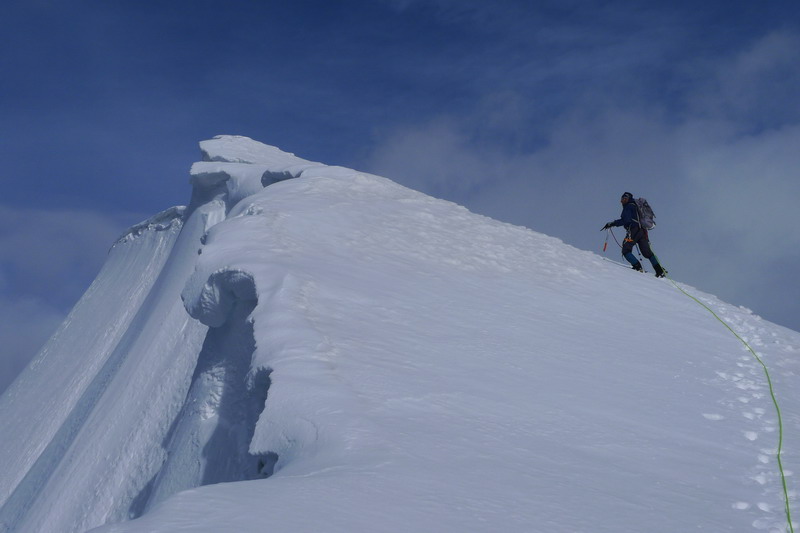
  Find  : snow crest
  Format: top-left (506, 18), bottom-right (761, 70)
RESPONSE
top-left (114, 206), bottom-right (186, 247)
top-left (0, 208), bottom-right (187, 532)
top-left (183, 268), bottom-right (257, 328)
top-left (0, 136), bottom-right (316, 532)
top-left (2, 135), bottom-right (798, 533)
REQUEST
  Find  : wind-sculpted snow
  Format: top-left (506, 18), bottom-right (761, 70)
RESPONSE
top-left (138, 281), bottom-right (272, 515)
top-left (199, 134), bottom-right (318, 167)
top-left (157, 158), bottom-right (799, 532)
top-left (182, 268), bottom-right (258, 328)
top-left (0, 136), bottom-right (324, 532)
top-left (0, 192), bottom-right (242, 532)
top-left (181, 191), bottom-right (381, 475)
top-left (3, 136), bottom-right (798, 533)
top-left (0, 209), bottom-right (185, 531)
top-left (189, 162), bottom-right (297, 211)
top-left (189, 136), bottom-right (324, 213)
top-left (113, 206), bottom-right (185, 246)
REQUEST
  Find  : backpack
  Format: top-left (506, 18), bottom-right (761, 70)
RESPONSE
top-left (634, 198), bottom-right (656, 230)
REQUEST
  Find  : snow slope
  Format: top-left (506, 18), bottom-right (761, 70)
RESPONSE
top-left (1, 136), bottom-right (798, 533)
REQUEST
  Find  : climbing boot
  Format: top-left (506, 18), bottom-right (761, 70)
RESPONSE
top-left (654, 264), bottom-right (666, 278)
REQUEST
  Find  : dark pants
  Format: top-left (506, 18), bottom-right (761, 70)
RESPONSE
top-left (622, 227), bottom-right (659, 267)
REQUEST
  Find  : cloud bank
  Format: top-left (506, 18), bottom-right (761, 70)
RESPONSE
top-left (365, 27), bottom-right (800, 330)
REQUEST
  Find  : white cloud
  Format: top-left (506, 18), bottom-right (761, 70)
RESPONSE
top-left (367, 118), bottom-right (506, 197)
top-left (363, 29), bottom-right (800, 330)
top-left (684, 123), bottom-right (800, 252)
top-left (690, 30), bottom-right (800, 128)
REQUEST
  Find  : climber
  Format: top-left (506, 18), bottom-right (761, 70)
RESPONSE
top-left (602, 192), bottom-right (666, 277)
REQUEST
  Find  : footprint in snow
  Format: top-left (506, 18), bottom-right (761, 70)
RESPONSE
top-left (735, 380), bottom-right (761, 391)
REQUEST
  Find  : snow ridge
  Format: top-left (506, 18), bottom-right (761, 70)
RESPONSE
top-left (1, 136), bottom-right (798, 533)
top-left (114, 206), bottom-right (186, 247)
top-left (0, 136), bottom-right (313, 532)
top-left (0, 209), bottom-right (185, 532)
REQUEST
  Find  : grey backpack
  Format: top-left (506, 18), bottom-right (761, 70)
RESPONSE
top-left (635, 198), bottom-right (656, 230)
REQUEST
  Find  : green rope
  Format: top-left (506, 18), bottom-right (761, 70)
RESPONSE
top-left (658, 259), bottom-right (794, 532)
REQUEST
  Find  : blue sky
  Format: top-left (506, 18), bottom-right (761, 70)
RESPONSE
top-left (2, 0), bottom-right (799, 392)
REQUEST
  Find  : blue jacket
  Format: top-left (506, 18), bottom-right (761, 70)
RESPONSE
top-left (611, 202), bottom-right (639, 231)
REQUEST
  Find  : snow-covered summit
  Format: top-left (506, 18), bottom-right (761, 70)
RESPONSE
top-left (199, 134), bottom-right (313, 166)
top-left (190, 135), bottom-right (333, 210)
top-left (1, 136), bottom-right (797, 533)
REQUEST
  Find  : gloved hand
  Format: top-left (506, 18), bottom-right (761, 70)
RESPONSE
top-left (601, 222), bottom-right (613, 230)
